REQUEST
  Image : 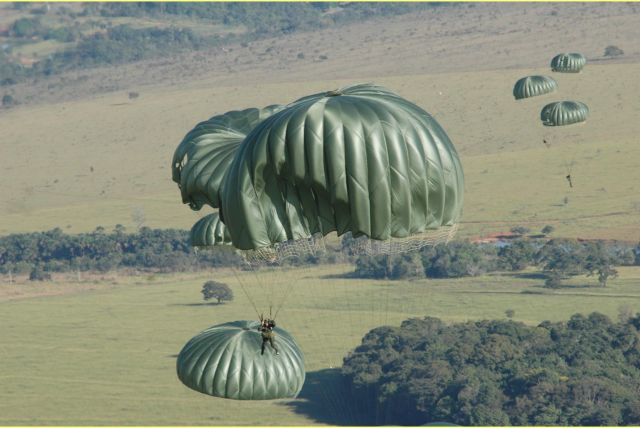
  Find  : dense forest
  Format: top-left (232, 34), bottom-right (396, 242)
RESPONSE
top-left (0, 2), bottom-right (446, 87)
top-left (342, 313), bottom-right (640, 425)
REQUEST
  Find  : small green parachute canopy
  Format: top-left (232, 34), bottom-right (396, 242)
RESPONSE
top-left (513, 75), bottom-right (558, 100)
top-left (220, 84), bottom-right (464, 251)
top-left (176, 320), bottom-right (305, 400)
top-left (541, 101), bottom-right (589, 126)
top-left (551, 53), bottom-right (586, 73)
top-left (190, 212), bottom-right (232, 247)
top-left (172, 105), bottom-right (282, 210)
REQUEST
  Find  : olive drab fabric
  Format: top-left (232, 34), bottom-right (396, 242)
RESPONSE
top-left (513, 75), bottom-right (558, 100)
top-left (540, 101), bottom-right (589, 126)
top-left (176, 320), bottom-right (305, 400)
top-left (189, 212), bottom-right (232, 247)
top-left (551, 53), bottom-right (586, 73)
top-left (220, 84), bottom-right (464, 251)
top-left (172, 105), bottom-right (282, 210)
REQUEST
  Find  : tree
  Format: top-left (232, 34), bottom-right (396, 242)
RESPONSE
top-left (10, 17), bottom-right (44, 38)
top-left (544, 272), bottom-right (563, 289)
top-left (584, 241), bottom-right (618, 287)
top-left (604, 45), bottom-right (624, 57)
top-left (201, 280), bottom-right (233, 304)
top-left (29, 265), bottom-right (51, 281)
top-left (354, 254), bottom-right (388, 279)
top-left (421, 241), bottom-right (496, 278)
top-left (2, 94), bottom-right (15, 107)
top-left (389, 253), bottom-right (422, 279)
top-left (541, 225), bottom-right (555, 236)
top-left (538, 239), bottom-right (587, 287)
top-left (354, 254), bottom-right (421, 280)
top-left (498, 240), bottom-right (535, 271)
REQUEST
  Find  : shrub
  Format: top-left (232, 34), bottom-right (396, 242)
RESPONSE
top-left (29, 266), bottom-right (52, 281)
top-left (510, 226), bottom-right (530, 236)
top-left (541, 225), bottom-right (555, 235)
top-left (2, 94), bottom-right (15, 107)
top-left (604, 45), bottom-right (624, 57)
top-left (10, 17), bottom-right (44, 38)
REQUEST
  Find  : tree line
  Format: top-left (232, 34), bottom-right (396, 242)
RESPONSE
top-left (0, 226), bottom-right (241, 277)
top-left (1, 226), bottom-right (638, 285)
top-left (342, 312), bottom-right (640, 425)
top-left (349, 234), bottom-right (639, 288)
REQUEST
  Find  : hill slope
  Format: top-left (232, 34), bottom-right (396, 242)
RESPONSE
top-left (1, 2), bottom-right (639, 242)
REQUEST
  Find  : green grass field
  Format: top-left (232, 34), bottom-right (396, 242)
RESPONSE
top-left (2, 63), bottom-right (639, 243)
top-left (2, 263), bottom-right (640, 425)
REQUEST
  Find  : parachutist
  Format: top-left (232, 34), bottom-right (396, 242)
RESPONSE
top-left (259, 318), bottom-right (279, 355)
top-left (566, 174), bottom-right (573, 188)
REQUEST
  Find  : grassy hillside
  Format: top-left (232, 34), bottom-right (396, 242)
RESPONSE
top-left (2, 3), bottom-right (638, 243)
top-left (3, 2), bottom-right (639, 107)
top-left (2, 62), bottom-right (639, 242)
top-left (2, 264), bottom-right (640, 425)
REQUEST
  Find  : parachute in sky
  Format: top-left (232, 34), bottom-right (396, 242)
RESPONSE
top-left (541, 101), bottom-right (589, 126)
top-left (219, 84), bottom-right (464, 252)
top-left (172, 83), bottom-right (464, 403)
top-left (551, 53), bottom-right (586, 73)
top-left (189, 212), bottom-right (232, 247)
top-left (176, 320), bottom-right (305, 400)
top-left (513, 75), bottom-right (558, 100)
top-left (172, 105), bottom-right (282, 210)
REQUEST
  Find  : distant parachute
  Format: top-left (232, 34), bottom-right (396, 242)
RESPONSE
top-left (190, 212), bottom-right (232, 247)
top-left (551, 53), bottom-right (586, 73)
top-left (176, 320), bottom-right (305, 400)
top-left (172, 105), bottom-right (282, 211)
top-left (513, 75), bottom-right (558, 100)
top-left (541, 101), bottom-right (589, 126)
top-left (219, 84), bottom-right (464, 251)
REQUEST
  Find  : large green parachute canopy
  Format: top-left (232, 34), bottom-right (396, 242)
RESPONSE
top-left (513, 75), bottom-right (558, 100)
top-left (176, 320), bottom-right (305, 400)
top-left (551, 53), bottom-right (586, 73)
top-left (541, 101), bottom-right (589, 126)
top-left (189, 212), bottom-right (232, 247)
top-left (172, 105), bottom-right (282, 210)
top-left (220, 84), bottom-right (464, 251)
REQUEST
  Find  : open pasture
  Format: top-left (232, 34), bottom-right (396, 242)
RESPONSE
top-left (2, 264), bottom-right (640, 425)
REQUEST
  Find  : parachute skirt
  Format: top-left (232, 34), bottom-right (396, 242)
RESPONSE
top-left (176, 320), bottom-right (305, 400)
